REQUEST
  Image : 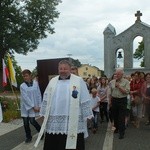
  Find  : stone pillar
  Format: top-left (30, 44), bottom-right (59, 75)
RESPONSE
top-left (103, 24), bottom-right (116, 78)
top-left (124, 41), bottom-right (133, 68)
top-left (144, 35), bottom-right (150, 69)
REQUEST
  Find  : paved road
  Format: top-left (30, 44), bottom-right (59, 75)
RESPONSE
top-left (0, 118), bottom-right (107, 150)
top-left (1, 118), bottom-right (150, 150)
top-left (113, 120), bottom-right (150, 150)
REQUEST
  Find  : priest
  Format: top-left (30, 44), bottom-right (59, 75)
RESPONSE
top-left (35, 60), bottom-right (93, 150)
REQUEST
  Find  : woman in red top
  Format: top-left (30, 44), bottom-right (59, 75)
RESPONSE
top-left (140, 71), bottom-right (146, 117)
top-left (130, 71), bottom-right (143, 128)
top-left (141, 73), bottom-right (150, 125)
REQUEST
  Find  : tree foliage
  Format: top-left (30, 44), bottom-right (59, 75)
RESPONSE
top-left (133, 40), bottom-right (144, 67)
top-left (0, 0), bottom-right (61, 58)
top-left (71, 59), bottom-right (82, 67)
top-left (0, 0), bottom-right (61, 90)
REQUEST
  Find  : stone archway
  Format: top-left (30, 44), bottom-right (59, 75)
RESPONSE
top-left (103, 11), bottom-right (150, 77)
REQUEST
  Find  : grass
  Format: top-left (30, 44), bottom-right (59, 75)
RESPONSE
top-left (0, 96), bottom-right (21, 123)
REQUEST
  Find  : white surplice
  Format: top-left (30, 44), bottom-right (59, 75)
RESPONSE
top-left (20, 80), bottom-right (42, 117)
top-left (34, 74), bottom-right (93, 149)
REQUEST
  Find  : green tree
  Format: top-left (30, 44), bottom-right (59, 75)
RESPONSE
top-left (133, 40), bottom-right (144, 67)
top-left (0, 0), bottom-right (61, 89)
top-left (0, 0), bottom-right (61, 58)
top-left (32, 66), bottom-right (38, 78)
top-left (71, 59), bottom-right (82, 67)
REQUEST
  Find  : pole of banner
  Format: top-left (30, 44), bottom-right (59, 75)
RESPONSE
top-left (8, 76), bottom-right (20, 110)
top-left (6, 53), bottom-right (20, 110)
top-left (12, 86), bottom-right (20, 111)
top-left (0, 102), bottom-right (3, 123)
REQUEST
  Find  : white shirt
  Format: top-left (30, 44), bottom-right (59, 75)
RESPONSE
top-left (20, 80), bottom-right (42, 117)
top-left (97, 85), bottom-right (108, 103)
top-left (40, 76), bottom-right (93, 135)
top-left (91, 96), bottom-right (100, 112)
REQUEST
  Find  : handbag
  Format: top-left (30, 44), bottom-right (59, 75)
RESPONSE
top-left (134, 95), bottom-right (142, 105)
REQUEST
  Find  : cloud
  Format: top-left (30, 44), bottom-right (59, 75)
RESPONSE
top-left (15, 0), bottom-right (150, 71)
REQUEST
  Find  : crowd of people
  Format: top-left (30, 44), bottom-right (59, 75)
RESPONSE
top-left (84, 69), bottom-right (150, 140)
top-left (18, 59), bottom-right (150, 149)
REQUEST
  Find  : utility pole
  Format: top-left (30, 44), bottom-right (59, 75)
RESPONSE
top-left (67, 54), bottom-right (72, 64)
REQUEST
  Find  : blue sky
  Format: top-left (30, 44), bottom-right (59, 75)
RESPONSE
top-left (15, 0), bottom-right (150, 71)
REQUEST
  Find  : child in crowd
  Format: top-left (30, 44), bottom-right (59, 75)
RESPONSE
top-left (91, 88), bottom-right (100, 134)
top-left (97, 77), bottom-right (109, 123)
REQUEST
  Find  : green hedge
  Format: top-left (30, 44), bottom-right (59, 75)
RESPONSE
top-left (0, 97), bottom-right (21, 122)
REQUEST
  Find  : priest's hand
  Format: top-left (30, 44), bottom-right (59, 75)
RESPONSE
top-left (33, 107), bottom-right (40, 112)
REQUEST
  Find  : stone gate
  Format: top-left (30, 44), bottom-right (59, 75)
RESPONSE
top-left (103, 11), bottom-right (150, 78)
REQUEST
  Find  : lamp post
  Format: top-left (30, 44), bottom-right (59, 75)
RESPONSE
top-left (67, 54), bottom-right (72, 64)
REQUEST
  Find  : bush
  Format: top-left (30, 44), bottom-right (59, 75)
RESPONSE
top-left (0, 96), bottom-right (21, 122)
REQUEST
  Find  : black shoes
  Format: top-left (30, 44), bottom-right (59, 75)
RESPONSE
top-left (145, 122), bottom-right (150, 126)
top-left (100, 120), bottom-right (104, 123)
top-left (119, 134), bottom-right (124, 139)
top-left (25, 138), bottom-right (32, 143)
top-left (41, 134), bottom-right (45, 140)
top-left (25, 133), bottom-right (44, 143)
top-left (113, 129), bottom-right (124, 139)
top-left (119, 132), bottom-right (124, 139)
top-left (114, 129), bottom-right (118, 133)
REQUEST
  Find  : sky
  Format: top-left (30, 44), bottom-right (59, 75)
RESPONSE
top-left (15, 0), bottom-right (150, 71)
